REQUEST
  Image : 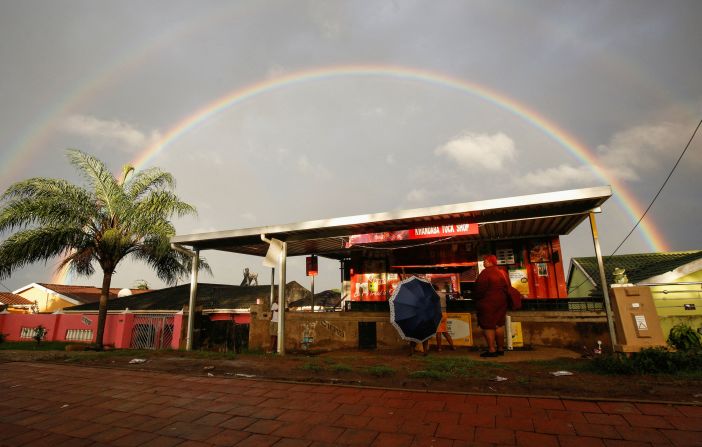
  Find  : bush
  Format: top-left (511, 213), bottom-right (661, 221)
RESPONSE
top-left (0, 333), bottom-right (7, 344)
top-left (589, 347), bottom-right (702, 375)
top-left (667, 324), bottom-right (702, 352)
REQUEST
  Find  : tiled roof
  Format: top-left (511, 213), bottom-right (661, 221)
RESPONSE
top-left (571, 250), bottom-right (702, 290)
top-left (0, 292), bottom-right (34, 306)
top-left (37, 283), bottom-right (149, 304)
top-left (65, 281), bottom-right (311, 312)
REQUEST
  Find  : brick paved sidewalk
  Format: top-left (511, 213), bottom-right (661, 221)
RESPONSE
top-left (1, 362), bottom-right (700, 446)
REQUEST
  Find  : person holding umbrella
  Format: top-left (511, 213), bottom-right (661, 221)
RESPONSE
top-left (409, 339), bottom-right (430, 356)
top-left (474, 254), bottom-right (508, 357)
top-left (389, 276), bottom-right (442, 357)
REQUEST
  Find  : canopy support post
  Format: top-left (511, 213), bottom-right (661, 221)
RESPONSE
top-left (172, 244), bottom-right (199, 351)
top-left (588, 210), bottom-right (618, 350)
top-left (277, 241), bottom-right (287, 355)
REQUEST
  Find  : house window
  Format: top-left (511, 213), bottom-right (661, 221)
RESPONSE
top-left (65, 329), bottom-right (93, 342)
top-left (20, 327), bottom-right (39, 339)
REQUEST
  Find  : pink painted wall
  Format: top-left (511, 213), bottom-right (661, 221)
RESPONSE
top-left (0, 313), bottom-right (231, 349)
top-left (171, 313), bottom-right (184, 349)
top-left (0, 312), bottom-right (185, 349)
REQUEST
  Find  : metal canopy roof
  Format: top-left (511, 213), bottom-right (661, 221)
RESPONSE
top-left (171, 186), bottom-right (612, 259)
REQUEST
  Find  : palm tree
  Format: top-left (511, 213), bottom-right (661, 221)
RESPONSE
top-left (0, 149), bottom-right (208, 349)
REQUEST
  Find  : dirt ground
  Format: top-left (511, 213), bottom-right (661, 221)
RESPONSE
top-left (2, 346), bottom-right (701, 404)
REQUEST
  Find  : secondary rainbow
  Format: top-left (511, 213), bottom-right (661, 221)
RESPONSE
top-left (131, 64), bottom-right (668, 253)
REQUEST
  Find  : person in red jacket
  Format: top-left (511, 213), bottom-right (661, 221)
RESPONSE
top-left (474, 254), bottom-right (508, 357)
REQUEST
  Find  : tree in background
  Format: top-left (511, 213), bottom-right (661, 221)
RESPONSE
top-left (0, 149), bottom-right (209, 349)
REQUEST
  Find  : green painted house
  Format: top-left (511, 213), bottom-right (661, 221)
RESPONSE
top-left (566, 250), bottom-right (702, 338)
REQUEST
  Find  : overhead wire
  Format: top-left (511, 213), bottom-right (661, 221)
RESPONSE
top-left (568, 118), bottom-right (702, 293)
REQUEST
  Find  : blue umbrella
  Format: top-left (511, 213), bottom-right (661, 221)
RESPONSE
top-left (389, 276), bottom-right (442, 343)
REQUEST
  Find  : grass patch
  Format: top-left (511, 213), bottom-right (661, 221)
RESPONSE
top-left (0, 341), bottom-right (70, 351)
top-left (365, 365), bottom-right (396, 377)
top-left (330, 364), bottom-right (353, 373)
top-left (515, 376), bottom-right (532, 385)
top-left (418, 356), bottom-right (500, 379)
top-left (239, 348), bottom-right (266, 356)
top-left (175, 350), bottom-right (238, 360)
top-left (409, 370), bottom-right (448, 380)
top-left (300, 361), bottom-right (324, 373)
top-left (523, 358), bottom-right (588, 372)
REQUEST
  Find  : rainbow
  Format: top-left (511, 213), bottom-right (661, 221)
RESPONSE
top-left (45, 64), bottom-right (668, 285)
top-left (131, 64), bottom-right (669, 252)
top-left (50, 259), bottom-right (75, 285)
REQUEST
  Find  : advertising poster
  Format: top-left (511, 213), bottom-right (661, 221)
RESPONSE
top-left (447, 313), bottom-right (473, 346)
top-left (508, 269), bottom-right (529, 295)
top-left (350, 273), bottom-right (400, 301)
top-left (529, 241), bottom-right (550, 263)
top-left (510, 321), bottom-right (524, 348)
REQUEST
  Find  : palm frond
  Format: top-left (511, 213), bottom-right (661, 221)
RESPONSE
top-left (131, 236), bottom-right (211, 285)
top-left (0, 226), bottom-right (85, 279)
top-left (66, 149), bottom-right (124, 218)
top-left (120, 165), bottom-right (135, 185)
top-left (125, 168), bottom-right (175, 200)
top-left (57, 246), bottom-right (96, 277)
top-left (0, 190), bottom-right (94, 233)
top-left (135, 190), bottom-right (196, 219)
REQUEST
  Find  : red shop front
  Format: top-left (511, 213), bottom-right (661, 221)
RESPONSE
top-left (345, 222), bottom-right (568, 303)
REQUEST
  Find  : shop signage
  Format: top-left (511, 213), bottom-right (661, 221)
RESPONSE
top-left (347, 223), bottom-right (478, 247)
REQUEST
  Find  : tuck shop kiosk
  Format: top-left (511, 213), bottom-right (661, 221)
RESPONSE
top-left (610, 285), bottom-right (666, 353)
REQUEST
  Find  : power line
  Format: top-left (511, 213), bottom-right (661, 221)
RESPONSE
top-left (608, 118), bottom-right (701, 258)
top-left (568, 118), bottom-right (702, 293)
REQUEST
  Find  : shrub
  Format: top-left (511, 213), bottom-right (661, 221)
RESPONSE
top-left (588, 347), bottom-right (702, 375)
top-left (0, 333), bottom-right (7, 344)
top-left (630, 347), bottom-right (676, 374)
top-left (667, 324), bottom-right (702, 352)
top-left (589, 353), bottom-right (635, 375)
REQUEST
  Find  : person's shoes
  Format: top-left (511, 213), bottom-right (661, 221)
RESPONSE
top-left (496, 350), bottom-right (505, 356)
top-left (480, 351), bottom-right (499, 358)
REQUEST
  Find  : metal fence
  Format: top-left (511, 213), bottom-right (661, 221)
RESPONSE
top-left (130, 314), bottom-right (175, 350)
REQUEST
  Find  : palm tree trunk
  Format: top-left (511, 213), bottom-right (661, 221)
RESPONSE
top-left (95, 272), bottom-right (113, 350)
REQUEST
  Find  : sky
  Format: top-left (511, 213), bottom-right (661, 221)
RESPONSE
top-left (1, 0), bottom-right (700, 294)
